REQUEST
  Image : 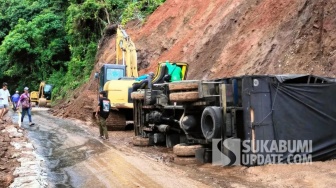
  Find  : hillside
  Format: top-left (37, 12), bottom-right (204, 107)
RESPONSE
top-left (52, 0), bottom-right (336, 120)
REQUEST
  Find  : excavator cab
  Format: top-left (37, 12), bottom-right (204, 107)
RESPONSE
top-left (96, 64), bottom-right (136, 107)
top-left (43, 84), bottom-right (53, 100)
top-left (98, 64), bottom-right (126, 92)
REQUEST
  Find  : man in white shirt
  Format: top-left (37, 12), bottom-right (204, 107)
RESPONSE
top-left (0, 82), bottom-right (11, 122)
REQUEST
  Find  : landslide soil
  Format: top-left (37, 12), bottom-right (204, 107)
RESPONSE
top-left (52, 0), bottom-right (336, 120)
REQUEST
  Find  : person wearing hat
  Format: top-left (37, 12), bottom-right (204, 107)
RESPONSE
top-left (11, 90), bottom-right (20, 111)
top-left (95, 91), bottom-right (110, 140)
top-left (0, 82), bottom-right (12, 122)
top-left (18, 87), bottom-right (34, 126)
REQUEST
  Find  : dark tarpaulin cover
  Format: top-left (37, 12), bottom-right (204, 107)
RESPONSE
top-left (275, 74), bottom-right (336, 83)
top-left (270, 82), bottom-right (336, 161)
top-left (274, 74), bottom-right (309, 82)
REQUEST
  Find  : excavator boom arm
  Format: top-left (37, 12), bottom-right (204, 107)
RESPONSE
top-left (115, 25), bottom-right (138, 77)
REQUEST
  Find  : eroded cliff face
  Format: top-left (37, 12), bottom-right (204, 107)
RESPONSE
top-left (98, 0), bottom-right (336, 79)
top-left (53, 0), bottom-right (336, 119)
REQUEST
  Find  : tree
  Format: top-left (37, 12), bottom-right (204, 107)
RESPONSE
top-left (0, 11), bottom-right (69, 90)
top-left (0, 0), bottom-right (165, 98)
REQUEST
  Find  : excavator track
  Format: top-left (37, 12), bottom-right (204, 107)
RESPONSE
top-left (106, 110), bottom-right (126, 131)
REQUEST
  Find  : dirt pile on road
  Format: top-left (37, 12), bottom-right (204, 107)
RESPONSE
top-left (53, 0), bottom-right (336, 120)
top-left (51, 84), bottom-right (97, 122)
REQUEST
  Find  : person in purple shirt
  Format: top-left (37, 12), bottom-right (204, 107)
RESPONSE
top-left (18, 87), bottom-right (34, 126)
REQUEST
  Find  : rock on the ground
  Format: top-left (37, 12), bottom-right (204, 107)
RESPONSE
top-left (0, 121), bottom-right (48, 188)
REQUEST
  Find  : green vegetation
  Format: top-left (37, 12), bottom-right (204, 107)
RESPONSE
top-left (121, 0), bottom-right (165, 25)
top-left (0, 0), bottom-right (165, 102)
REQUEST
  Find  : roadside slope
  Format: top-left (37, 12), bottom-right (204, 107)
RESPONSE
top-left (53, 0), bottom-right (336, 121)
top-left (99, 0), bottom-right (336, 78)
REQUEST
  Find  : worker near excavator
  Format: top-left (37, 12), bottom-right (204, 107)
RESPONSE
top-left (132, 72), bottom-right (155, 92)
top-left (164, 60), bottom-right (182, 82)
top-left (95, 91), bottom-right (110, 140)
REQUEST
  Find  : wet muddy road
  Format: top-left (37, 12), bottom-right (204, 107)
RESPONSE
top-left (14, 109), bottom-right (213, 188)
top-left (10, 108), bottom-right (336, 188)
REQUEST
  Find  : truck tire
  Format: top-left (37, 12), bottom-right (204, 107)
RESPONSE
top-left (173, 144), bottom-right (203, 157)
top-left (201, 106), bottom-right (223, 140)
top-left (174, 156), bottom-right (198, 165)
top-left (169, 81), bottom-right (198, 91)
top-left (132, 136), bottom-right (151, 147)
top-left (131, 92), bottom-right (145, 100)
top-left (169, 92), bottom-right (199, 102)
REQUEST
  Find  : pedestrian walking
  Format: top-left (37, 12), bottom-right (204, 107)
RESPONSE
top-left (11, 91), bottom-right (20, 111)
top-left (18, 87), bottom-right (34, 126)
top-left (95, 91), bottom-right (110, 140)
top-left (0, 82), bottom-right (12, 122)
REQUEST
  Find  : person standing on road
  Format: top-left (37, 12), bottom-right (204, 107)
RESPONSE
top-left (18, 87), bottom-right (34, 126)
top-left (95, 91), bottom-right (110, 140)
top-left (0, 82), bottom-right (12, 122)
top-left (11, 91), bottom-right (20, 111)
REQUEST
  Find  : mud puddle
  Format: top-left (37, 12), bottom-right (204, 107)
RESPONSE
top-left (14, 109), bottom-right (109, 187)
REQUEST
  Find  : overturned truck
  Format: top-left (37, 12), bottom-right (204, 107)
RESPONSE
top-left (131, 75), bottom-right (336, 165)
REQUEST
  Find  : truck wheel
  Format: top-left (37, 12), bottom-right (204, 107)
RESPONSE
top-left (201, 106), bottom-right (223, 140)
top-left (169, 81), bottom-right (198, 91)
top-left (173, 144), bottom-right (203, 157)
top-left (132, 136), bottom-right (151, 147)
top-left (131, 92), bottom-right (145, 100)
top-left (169, 92), bottom-right (199, 102)
top-left (174, 156), bottom-right (198, 165)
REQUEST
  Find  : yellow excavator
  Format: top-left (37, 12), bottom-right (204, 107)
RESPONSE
top-left (30, 81), bottom-right (53, 107)
top-left (95, 25), bottom-right (138, 129)
top-left (95, 25), bottom-right (189, 130)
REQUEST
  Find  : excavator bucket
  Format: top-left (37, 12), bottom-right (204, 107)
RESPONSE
top-left (38, 98), bottom-right (47, 107)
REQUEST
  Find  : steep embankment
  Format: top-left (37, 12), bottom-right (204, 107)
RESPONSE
top-left (53, 0), bottom-right (336, 120)
top-left (100, 0), bottom-right (336, 78)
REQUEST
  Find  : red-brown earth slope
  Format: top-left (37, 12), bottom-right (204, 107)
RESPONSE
top-left (53, 0), bottom-right (336, 120)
